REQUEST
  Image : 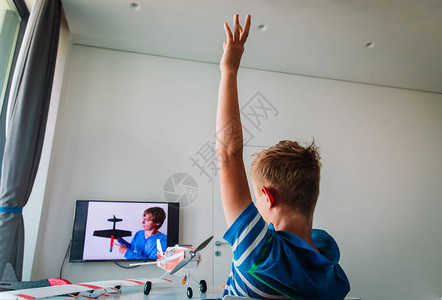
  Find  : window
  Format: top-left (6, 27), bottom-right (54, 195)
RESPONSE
top-left (1, 0), bottom-right (21, 106)
top-left (0, 0), bottom-right (28, 163)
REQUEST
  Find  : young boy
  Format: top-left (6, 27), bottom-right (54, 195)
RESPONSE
top-left (118, 207), bottom-right (167, 260)
top-left (216, 14), bottom-right (350, 299)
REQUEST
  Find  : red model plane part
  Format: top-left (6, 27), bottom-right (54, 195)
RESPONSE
top-left (47, 278), bottom-right (72, 286)
top-left (110, 235), bottom-right (115, 252)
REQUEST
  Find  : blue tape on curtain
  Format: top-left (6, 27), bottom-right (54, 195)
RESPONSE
top-left (0, 207), bottom-right (23, 213)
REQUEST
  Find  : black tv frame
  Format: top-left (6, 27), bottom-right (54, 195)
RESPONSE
top-left (69, 200), bottom-right (179, 262)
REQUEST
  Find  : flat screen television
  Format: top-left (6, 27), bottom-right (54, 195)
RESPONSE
top-left (69, 200), bottom-right (179, 262)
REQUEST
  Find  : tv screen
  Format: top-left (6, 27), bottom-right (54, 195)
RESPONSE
top-left (69, 200), bottom-right (179, 262)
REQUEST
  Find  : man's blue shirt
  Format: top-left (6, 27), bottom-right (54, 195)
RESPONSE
top-left (119, 231), bottom-right (167, 260)
top-left (223, 202), bottom-right (350, 299)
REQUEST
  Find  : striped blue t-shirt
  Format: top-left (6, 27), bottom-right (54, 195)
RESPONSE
top-left (223, 202), bottom-right (350, 300)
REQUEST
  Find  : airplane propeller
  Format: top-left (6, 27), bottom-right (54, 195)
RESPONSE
top-left (170, 236), bottom-right (214, 275)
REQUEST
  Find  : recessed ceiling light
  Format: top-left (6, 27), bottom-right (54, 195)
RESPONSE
top-left (365, 42), bottom-right (375, 49)
top-left (130, 2), bottom-right (141, 11)
top-left (257, 24), bottom-right (268, 32)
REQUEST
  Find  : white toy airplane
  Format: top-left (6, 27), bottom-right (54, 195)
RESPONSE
top-left (130, 235), bottom-right (213, 298)
top-left (0, 236), bottom-right (214, 299)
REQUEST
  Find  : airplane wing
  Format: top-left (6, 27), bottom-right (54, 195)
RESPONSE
top-left (93, 229), bottom-right (132, 239)
top-left (0, 278), bottom-right (149, 300)
top-left (129, 252), bottom-right (185, 267)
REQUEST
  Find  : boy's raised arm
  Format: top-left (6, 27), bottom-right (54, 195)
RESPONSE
top-left (216, 14), bottom-right (252, 227)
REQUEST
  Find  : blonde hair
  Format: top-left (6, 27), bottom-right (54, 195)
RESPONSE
top-left (251, 140), bottom-right (321, 217)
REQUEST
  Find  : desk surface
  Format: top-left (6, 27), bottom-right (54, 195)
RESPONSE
top-left (49, 285), bottom-right (224, 299)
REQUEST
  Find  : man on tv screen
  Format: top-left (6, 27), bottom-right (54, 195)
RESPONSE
top-left (117, 207), bottom-right (167, 259)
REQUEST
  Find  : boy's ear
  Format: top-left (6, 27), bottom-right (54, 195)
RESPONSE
top-left (261, 187), bottom-right (276, 208)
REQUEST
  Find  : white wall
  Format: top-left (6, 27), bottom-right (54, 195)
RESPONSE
top-left (30, 44), bottom-right (442, 300)
top-left (31, 45), bottom-right (219, 284)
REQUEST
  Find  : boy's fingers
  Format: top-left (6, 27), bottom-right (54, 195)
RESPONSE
top-left (226, 14), bottom-right (251, 44)
top-left (224, 23), bottom-right (233, 42)
top-left (244, 15), bottom-right (251, 34)
top-left (233, 14), bottom-right (240, 41)
top-left (241, 15), bottom-right (251, 42)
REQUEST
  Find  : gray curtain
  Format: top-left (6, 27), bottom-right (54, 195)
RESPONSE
top-left (0, 0), bottom-right (61, 280)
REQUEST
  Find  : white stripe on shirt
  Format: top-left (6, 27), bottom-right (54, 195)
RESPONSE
top-left (228, 285), bottom-right (238, 296)
top-left (227, 278), bottom-right (239, 296)
top-left (231, 213), bottom-right (262, 252)
top-left (234, 224), bottom-right (268, 267)
top-left (231, 270), bottom-right (247, 296)
top-left (226, 272), bottom-right (238, 296)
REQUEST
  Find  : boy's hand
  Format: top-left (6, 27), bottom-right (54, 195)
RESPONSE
top-left (220, 14), bottom-right (251, 74)
top-left (119, 244), bottom-right (128, 254)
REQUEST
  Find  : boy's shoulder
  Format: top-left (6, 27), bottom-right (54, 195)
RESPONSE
top-left (223, 201), bottom-right (342, 265)
top-left (224, 202), bottom-right (340, 259)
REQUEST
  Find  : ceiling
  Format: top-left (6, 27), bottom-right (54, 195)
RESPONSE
top-left (61, 0), bottom-right (442, 93)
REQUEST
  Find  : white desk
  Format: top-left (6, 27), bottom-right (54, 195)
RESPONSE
top-left (48, 285), bottom-right (224, 299)
top-left (2, 284), bottom-right (360, 299)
